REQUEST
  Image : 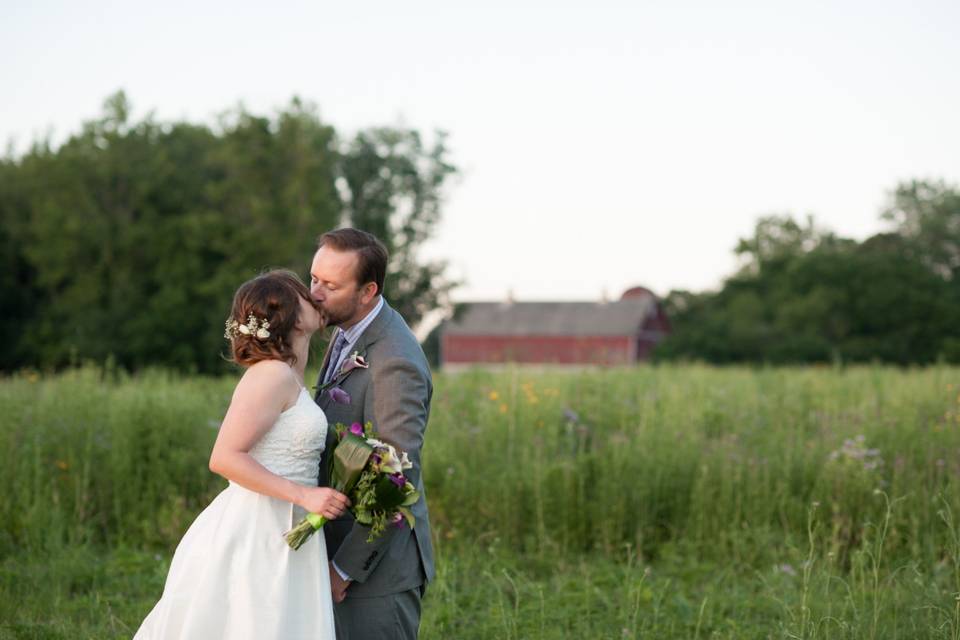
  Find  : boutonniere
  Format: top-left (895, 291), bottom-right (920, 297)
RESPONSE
top-left (340, 351), bottom-right (369, 376)
top-left (316, 351), bottom-right (370, 396)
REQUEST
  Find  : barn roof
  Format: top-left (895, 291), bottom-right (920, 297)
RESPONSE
top-left (443, 296), bottom-right (658, 337)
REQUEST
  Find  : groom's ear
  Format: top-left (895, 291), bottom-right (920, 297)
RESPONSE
top-left (360, 281), bottom-right (379, 304)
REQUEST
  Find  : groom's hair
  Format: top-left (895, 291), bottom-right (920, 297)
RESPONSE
top-left (317, 228), bottom-right (388, 296)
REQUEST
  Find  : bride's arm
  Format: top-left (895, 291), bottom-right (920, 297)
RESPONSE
top-left (209, 360), bottom-right (349, 519)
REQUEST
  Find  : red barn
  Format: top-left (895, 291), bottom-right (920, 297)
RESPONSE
top-left (440, 286), bottom-right (670, 368)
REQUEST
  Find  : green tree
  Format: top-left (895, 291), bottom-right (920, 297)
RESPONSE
top-left (0, 92), bottom-right (460, 372)
top-left (338, 127), bottom-right (458, 327)
top-left (882, 179), bottom-right (960, 279)
top-left (0, 154), bottom-right (40, 369)
top-left (3, 92), bottom-right (341, 371)
top-left (734, 213), bottom-right (827, 273)
top-left (657, 209), bottom-right (959, 365)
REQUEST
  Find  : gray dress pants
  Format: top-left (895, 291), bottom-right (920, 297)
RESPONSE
top-left (333, 585), bottom-right (424, 640)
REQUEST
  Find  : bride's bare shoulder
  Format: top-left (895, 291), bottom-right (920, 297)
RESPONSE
top-left (233, 360), bottom-right (298, 400)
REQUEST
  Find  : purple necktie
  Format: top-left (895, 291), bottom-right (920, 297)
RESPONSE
top-left (323, 331), bottom-right (350, 385)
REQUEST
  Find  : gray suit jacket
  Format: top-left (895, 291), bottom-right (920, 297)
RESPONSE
top-left (314, 298), bottom-right (434, 598)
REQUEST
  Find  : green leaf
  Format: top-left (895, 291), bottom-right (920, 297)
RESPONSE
top-left (331, 434), bottom-right (374, 494)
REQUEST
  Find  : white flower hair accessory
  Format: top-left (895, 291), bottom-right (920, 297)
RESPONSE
top-left (224, 314), bottom-right (271, 340)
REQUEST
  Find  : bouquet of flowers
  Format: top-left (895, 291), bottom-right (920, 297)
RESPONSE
top-left (284, 421), bottom-right (419, 550)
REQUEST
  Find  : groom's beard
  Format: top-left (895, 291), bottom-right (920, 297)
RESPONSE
top-left (323, 308), bottom-right (350, 327)
top-left (322, 295), bottom-right (362, 328)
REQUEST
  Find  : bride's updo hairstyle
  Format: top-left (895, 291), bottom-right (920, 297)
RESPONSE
top-left (224, 270), bottom-right (322, 367)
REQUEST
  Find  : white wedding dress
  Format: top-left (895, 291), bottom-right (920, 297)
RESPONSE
top-left (134, 387), bottom-right (335, 639)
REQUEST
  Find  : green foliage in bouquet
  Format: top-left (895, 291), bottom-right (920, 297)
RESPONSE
top-left (285, 421), bottom-right (419, 547)
top-left (352, 466), bottom-right (419, 541)
top-left (338, 421), bottom-right (420, 542)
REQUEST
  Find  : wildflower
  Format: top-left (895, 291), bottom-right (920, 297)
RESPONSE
top-left (828, 435), bottom-right (883, 472)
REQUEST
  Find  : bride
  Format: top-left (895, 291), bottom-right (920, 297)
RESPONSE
top-left (135, 270), bottom-right (349, 639)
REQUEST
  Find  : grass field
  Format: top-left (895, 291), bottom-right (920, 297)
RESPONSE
top-left (2, 364), bottom-right (960, 639)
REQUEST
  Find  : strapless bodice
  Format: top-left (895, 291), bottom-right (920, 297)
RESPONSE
top-left (243, 388), bottom-right (327, 486)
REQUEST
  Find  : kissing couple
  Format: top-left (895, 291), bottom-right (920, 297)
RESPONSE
top-left (135, 228), bottom-right (434, 639)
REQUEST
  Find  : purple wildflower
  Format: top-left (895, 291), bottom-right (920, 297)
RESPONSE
top-left (389, 472), bottom-right (406, 488)
top-left (349, 422), bottom-right (364, 437)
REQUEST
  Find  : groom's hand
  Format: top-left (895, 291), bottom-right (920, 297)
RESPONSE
top-left (329, 561), bottom-right (352, 603)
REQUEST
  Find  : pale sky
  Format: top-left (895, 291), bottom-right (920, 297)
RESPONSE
top-left (3, 0), bottom-right (959, 302)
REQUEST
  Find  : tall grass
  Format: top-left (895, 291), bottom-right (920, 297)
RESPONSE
top-left (0, 367), bottom-right (231, 555)
top-left (428, 366), bottom-right (960, 565)
top-left (2, 364), bottom-right (960, 638)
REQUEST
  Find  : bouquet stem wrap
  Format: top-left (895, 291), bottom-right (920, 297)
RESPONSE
top-left (284, 433), bottom-right (373, 550)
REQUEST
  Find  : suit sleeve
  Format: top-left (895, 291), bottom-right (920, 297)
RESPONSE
top-left (331, 355), bottom-right (430, 582)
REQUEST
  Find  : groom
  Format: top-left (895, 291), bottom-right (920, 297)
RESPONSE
top-left (310, 228), bottom-right (434, 639)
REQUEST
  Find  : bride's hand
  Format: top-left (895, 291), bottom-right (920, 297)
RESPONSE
top-left (300, 487), bottom-right (351, 520)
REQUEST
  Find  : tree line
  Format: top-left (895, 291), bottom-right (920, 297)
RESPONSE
top-left (4, 91), bottom-right (955, 370)
top-left (0, 92), bottom-right (457, 372)
top-left (656, 180), bottom-right (960, 365)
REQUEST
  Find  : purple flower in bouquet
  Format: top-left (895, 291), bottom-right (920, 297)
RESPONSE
top-left (286, 420), bottom-right (420, 548)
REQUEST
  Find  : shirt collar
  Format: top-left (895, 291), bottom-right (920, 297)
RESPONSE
top-left (338, 296), bottom-right (384, 346)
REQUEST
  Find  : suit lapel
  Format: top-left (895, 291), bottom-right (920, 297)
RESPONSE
top-left (313, 299), bottom-right (394, 405)
top-left (355, 298), bottom-right (393, 352)
top-left (326, 302), bottom-right (393, 388)
top-left (318, 300), bottom-right (394, 485)
top-left (314, 329), bottom-right (338, 405)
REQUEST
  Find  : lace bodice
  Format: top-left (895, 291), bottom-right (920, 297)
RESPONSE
top-left (244, 388), bottom-right (328, 486)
